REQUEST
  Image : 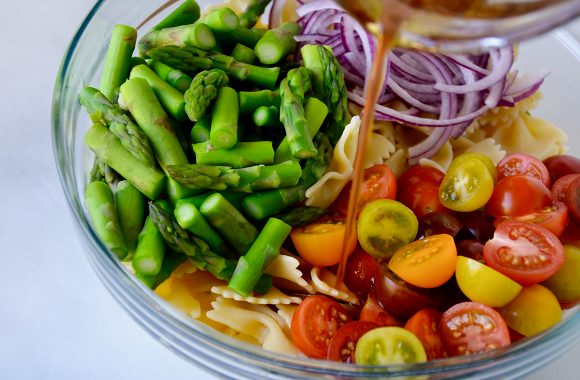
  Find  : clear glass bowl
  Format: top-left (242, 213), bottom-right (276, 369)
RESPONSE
top-left (53, 0), bottom-right (580, 378)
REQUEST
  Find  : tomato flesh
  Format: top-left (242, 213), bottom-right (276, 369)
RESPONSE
top-left (359, 291), bottom-right (401, 327)
top-left (551, 174), bottom-right (580, 202)
top-left (355, 327), bottom-right (427, 365)
top-left (291, 295), bottom-right (352, 358)
top-left (493, 201), bottom-right (569, 237)
top-left (497, 153), bottom-right (551, 187)
top-left (483, 221), bottom-right (565, 285)
top-left (486, 175), bottom-right (552, 217)
top-left (343, 247), bottom-right (381, 299)
top-left (399, 182), bottom-right (447, 219)
top-left (566, 175), bottom-right (580, 223)
top-left (440, 302), bottom-right (510, 356)
top-left (404, 309), bottom-right (446, 360)
top-left (327, 321), bottom-right (379, 363)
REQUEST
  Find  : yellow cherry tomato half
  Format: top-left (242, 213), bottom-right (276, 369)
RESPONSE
top-left (456, 256), bottom-right (523, 307)
top-left (388, 234), bottom-right (457, 288)
top-left (290, 218), bottom-right (356, 267)
top-left (541, 245), bottom-right (580, 304)
top-left (498, 284), bottom-right (562, 337)
top-left (355, 327), bottom-right (427, 366)
top-left (439, 153), bottom-right (495, 212)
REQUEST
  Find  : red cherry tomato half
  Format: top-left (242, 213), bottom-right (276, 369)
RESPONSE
top-left (543, 155), bottom-right (580, 183)
top-left (291, 295), bottom-right (352, 358)
top-left (419, 212), bottom-right (463, 238)
top-left (456, 211), bottom-right (496, 242)
top-left (566, 176), bottom-right (580, 224)
top-left (398, 165), bottom-right (445, 193)
top-left (560, 221), bottom-right (580, 247)
top-left (497, 153), bottom-right (551, 187)
top-left (551, 174), bottom-right (580, 202)
top-left (344, 247), bottom-right (381, 299)
top-left (494, 201), bottom-right (569, 237)
top-left (398, 182), bottom-right (447, 219)
top-left (327, 321), bottom-right (379, 363)
top-left (404, 309), bottom-right (446, 360)
top-left (456, 240), bottom-right (485, 263)
top-left (483, 221), bottom-right (565, 286)
top-left (332, 164), bottom-right (397, 217)
top-left (486, 175), bottom-right (552, 217)
top-left (359, 291), bottom-right (401, 327)
top-left (439, 302), bottom-right (510, 356)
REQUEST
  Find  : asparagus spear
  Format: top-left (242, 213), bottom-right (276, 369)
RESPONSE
top-left (279, 67), bottom-right (317, 159)
top-left (239, 0), bottom-right (272, 28)
top-left (174, 202), bottom-right (232, 257)
top-left (149, 60), bottom-right (193, 93)
top-left (228, 217), bottom-right (291, 296)
top-left (130, 56), bottom-right (148, 69)
top-left (85, 124), bottom-right (166, 200)
top-left (200, 194), bottom-right (259, 256)
top-left (152, 0), bottom-right (201, 30)
top-left (213, 26), bottom-right (263, 49)
top-left (130, 64), bottom-right (187, 122)
top-left (176, 191), bottom-right (246, 212)
top-left (193, 141), bottom-right (274, 168)
top-left (149, 201), bottom-right (236, 280)
top-left (184, 69), bottom-right (229, 122)
top-left (148, 46), bottom-right (280, 89)
top-left (132, 216), bottom-right (166, 276)
top-left (301, 44), bottom-right (350, 145)
top-left (136, 250), bottom-right (185, 289)
top-left (255, 22), bottom-right (301, 65)
top-left (239, 89), bottom-right (280, 114)
top-left (253, 106), bottom-right (281, 128)
top-left (274, 97), bottom-right (328, 163)
top-left (210, 86), bottom-right (239, 149)
top-left (90, 158), bottom-right (106, 182)
top-left (201, 7), bottom-right (239, 32)
top-left (231, 43), bottom-right (256, 64)
top-left (190, 115), bottom-right (211, 143)
top-left (100, 25), bottom-right (137, 101)
top-left (84, 181), bottom-right (128, 260)
top-left (80, 87), bottom-right (155, 167)
top-left (242, 185), bottom-right (306, 221)
top-left (116, 180), bottom-right (146, 255)
top-left (139, 22), bottom-right (216, 57)
top-left (274, 206), bottom-right (328, 227)
top-left (168, 160), bottom-right (302, 192)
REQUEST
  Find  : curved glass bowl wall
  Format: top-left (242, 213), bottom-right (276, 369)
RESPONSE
top-left (53, 0), bottom-right (580, 378)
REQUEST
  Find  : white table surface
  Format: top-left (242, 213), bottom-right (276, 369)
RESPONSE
top-left (0, 1), bottom-right (578, 379)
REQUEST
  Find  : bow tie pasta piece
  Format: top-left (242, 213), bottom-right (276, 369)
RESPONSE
top-left (309, 267), bottom-right (359, 305)
top-left (211, 285), bottom-right (302, 305)
top-left (265, 254), bottom-right (315, 294)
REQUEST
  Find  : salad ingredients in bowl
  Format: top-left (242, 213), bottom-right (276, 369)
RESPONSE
top-left (54, 0), bottom-right (580, 377)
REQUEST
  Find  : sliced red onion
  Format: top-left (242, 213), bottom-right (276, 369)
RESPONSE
top-left (268, 0), bottom-right (285, 28)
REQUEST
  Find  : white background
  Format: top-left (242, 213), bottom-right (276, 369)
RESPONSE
top-left (0, 0), bottom-right (578, 379)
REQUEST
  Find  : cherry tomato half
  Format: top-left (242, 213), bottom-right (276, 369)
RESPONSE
top-left (290, 218), bottom-right (356, 267)
top-left (344, 247), bottom-right (381, 300)
top-left (440, 302), bottom-right (510, 356)
top-left (291, 295), bottom-right (352, 359)
top-left (404, 309), bottom-right (446, 360)
top-left (483, 221), bottom-right (565, 285)
top-left (456, 211), bottom-right (496, 242)
top-left (541, 245), bottom-right (580, 305)
top-left (419, 211), bottom-right (463, 239)
top-left (355, 327), bottom-right (427, 365)
top-left (493, 201), bottom-right (569, 237)
top-left (486, 175), bottom-right (552, 217)
top-left (359, 291), bottom-right (401, 327)
top-left (399, 182), bottom-right (447, 219)
top-left (497, 153), bottom-right (551, 188)
top-left (389, 234), bottom-right (457, 288)
top-left (327, 321), bottom-right (379, 363)
top-left (456, 240), bottom-right (485, 263)
top-left (398, 165), bottom-right (445, 193)
top-left (543, 154), bottom-right (580, 183)
top-left (566, 175), bottom-right (580, 224)
top-left (332, 164), bottom-right (397, 217)
top-left (551, 174), bottom-right (580, 202)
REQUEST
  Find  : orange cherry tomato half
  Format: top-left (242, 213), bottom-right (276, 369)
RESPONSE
top-left (493, 201), bottom-right (569, 237)
top-left (359, 291), bottom-right (402, 327)
top-left (389, 234), bottom-right (457, 288)
top-left (404, 308), bottom-right (446, 360)
top-left (327, 321), bottom-right (379, 363)
top-left (291, 295), bottom-right (352, 359)
top-left (331, 164), bottom-right (397, 217)
top-left (497, 153), bottom-right (551, 188)
top-left (290, 218), bottom-right (356, 267)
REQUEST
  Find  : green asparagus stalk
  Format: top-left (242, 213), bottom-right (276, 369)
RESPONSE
top-left (274, 206), bottom-right (328, 227)
top-left (255, 22), bottom-right (301, 65)
top-left (168, 160), bottom-right (302, 192)
top-left (190, 115), bottom-right (211, 143)
top-left (129, 64), bottom-right (187, 122)
top-left (184, 69), bottom-right (229, 122)
top-left (242, 185), bottom-right (306, 221)
top-left (139, 22), bottom-right (216, 57)
top-left (239, 89), bottom-right (280, 114)
top-left (90, 158), bottom-right (106, 182)
top-left (103, 165), bottom-right (122, 188)
top-left (85, 124), bottom-right (166, 200)
top-left (100, 25), bottom-right (137, 101)
top-left (200, 193), bottom-right (259, 256)
top-left (136, 250), bottom-right (185, 289)
top-left (274, 97), bottom-right (328, 163)
top-left (174, 202), bottom-right (232, 257)
top-left (193, 141), bottom-right (274, 168)
top-left (115, 180), bottom-right (146, 254)
top-left (279, 67), bottom-right (317, 159)
top-left (132, 216), bottom-right (166, 276)
top-left (210, 86), bottom-right (239, 149)
top-left (231, 43), bottom-right (256, 64)
top-left (149, 60), bottom-right (193, 93)
top-left (149, 201), bottom-right (236, 280)
top-left (213, 26), bottom-right (263, 48)
top-left (301, 44), bottom-right (350, 145)
top-left (148, 46), bottom-right (280, 89)
top-left (130, 56), bottom-right (148, 69)
top-left (84, 181), bottom-right (128, 260)
top-left (201, 7), bottom-right (239, 32)
top-left (176, 191), bottom-right (247, 211)
top-left (80, 87), bottom-right (155, 167)
top-left (239, 0), bottom-right (272, 28)
top-left (228, 217), bottom-right (291, 296)
top-left (152, 0), bottom-right (201, 30)
top-left (253, 106), bottom-right (281, 128)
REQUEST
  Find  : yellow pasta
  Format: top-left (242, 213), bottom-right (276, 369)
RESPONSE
top-left (309, 267), bottom-right (359, 304)
top-left (211, 285), bottom-right (303, 305)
